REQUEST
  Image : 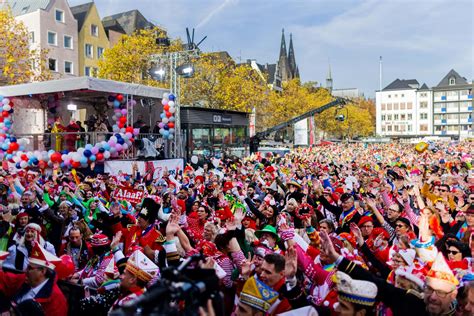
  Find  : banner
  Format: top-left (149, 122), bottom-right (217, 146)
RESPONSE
top-left (112, 186), bottom-right (145, 205)
top-left (294, 119), bottom-right (308, 146)
top-left (104, 159), bottom-right (184, 179)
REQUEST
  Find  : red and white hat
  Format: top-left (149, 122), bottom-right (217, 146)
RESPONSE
top-left (125, 249), bottom-right (159, 283)
top-left (29, 242), bottom-right (61, 270)
top-left (426, 252), bottom-right (459, 292)
top-left (90, 232), bottom-right (110, 247)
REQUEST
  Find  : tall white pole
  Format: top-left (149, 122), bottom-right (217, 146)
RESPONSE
top-left (379, 56), bottom-right (383, 92)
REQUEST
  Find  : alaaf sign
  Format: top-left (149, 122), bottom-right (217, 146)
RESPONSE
top-left (112, 186), bottom-right (145, 205)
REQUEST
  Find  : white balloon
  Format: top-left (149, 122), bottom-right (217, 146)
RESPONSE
top-left (3, 105), bottom-right (11, 111)
top-left (168, 101), bottom-right (175, 107)
top-left (2, 98), bottom-right (10, 105)
top-left (163, 93), bottom-right (170, 99)
top-left (162, 118), bottom-right (169, 124)
top-left (110, 136), bottom-right (118, 143)
top-left (122, 143), bottom-right (129, 150)
top-left (191, 155), bottom-right (198, 164)
top-left (169, 107), bottom-right (176, 114)
top-left (103, 151), bottom-right (111, 159)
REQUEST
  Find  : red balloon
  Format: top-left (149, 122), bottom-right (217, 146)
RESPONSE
top-left (96, 153), bottom-right (104, 161)
top-left (168, 122), bottom-right (175, 128)
top-left (163, 105), bottom-right (170, 111)
top-left (50, 152), bottom-right (62, 163)
top-left (0, 118), bottom-right (4, 123)
top-left (119, 116), bottom-right (127, 124)
top-left (166, 111), bottom-right (172, 118)
top-left (118, 123), bottom-right (124, 128)
top-left (116, 94), bottom-right (124, 102)
top-left (9, 142), bottom-right (19, 151)
top-left (21, 154), bottom-right (28, 161)
top-left (56, 255), bottom-right (75, 280)
top-left (2, 111), bottom-right (9, 118)
top-left (125, 126), bottom-right (133, 133)
top-left (38, 161), bottom-right (46, 169)
top-left (72, 161), bottom-right (81, 168)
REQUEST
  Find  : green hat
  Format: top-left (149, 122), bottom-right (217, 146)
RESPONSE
top-left (255, 225), bottom-right (279, 241)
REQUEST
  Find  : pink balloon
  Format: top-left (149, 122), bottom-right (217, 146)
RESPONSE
top-left (133, 128), bottom-right (140, 136)
top-left (91, 147), bottom-right (99, 155)
top-left (115, 144), bottom-right (123, 151)
top-left (121, 109), bottom-right (127, 115)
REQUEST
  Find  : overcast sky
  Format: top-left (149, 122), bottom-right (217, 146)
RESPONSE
top-left (69, 0), bottom-right (473, 97)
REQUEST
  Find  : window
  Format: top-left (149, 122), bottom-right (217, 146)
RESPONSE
top-left (406, 102), bottom-right (413, 109)
top-left (387, 114), bottom-right (392, 120)
top-left (434, 91), bottom-right (446, 98)
top-left (85, 67), bottom-right (91, 76)
top-left (64, 35), bottom-right (72, 49)
top-left (85, 44), bottom-right (93, 58)
top-left (420, 92), bottom-right (427, 98)
top-left (420, 113), bottom-right (428, 120)
top-left (381, 104), bottom-right (386, 110)
top-left (394, 114), bottom-right (399, 120)
top-left (381, 126), bottom-right (386, 132)
top-left (381, 115), bottom-right (386, 121)
top-left (387, 103), bottom-right (392, 110)
top-left (55, 9), bottom-right (64, 22)
top-left (400, 102), bottom-right (406, 110)
top-left (48, 58), bottom-right (57, 72)
top-left (401, 94), bottom-right (404, 97)
top-left (97, 47), bottom-right (104, 59)
top-left (387, 126), bottom-right (392, 132)
top-left (64, 61), bottom-right (73, 74)
top-left (394, 125), bottom-right (399, 132)
top-left (29, 31), bottom-right (34, 44)
top-left (420, 101), bottom-right (428, 109)
top-left (401, 114), bottom-right (406, 120)
top-left (393, 103), bottom-right (399, 110)
top-left (388, 95), bottom-right (391, 98)
top-left (48, 31), bottom-right (57, 45)
top-left (447, 91), bottom-right (458, 97)
top-left (91, 24), bottom-right (99, 37)
top-left (449, 77), bottom-right (455, 85)
top-left (394, 94), bottom-right (398, 98)
top-left (407, 125), bottom-right (412, 132)
top-left (407, 114), bottom-right (412, 120)
top-left (420, 124), bottom-right (428, 132)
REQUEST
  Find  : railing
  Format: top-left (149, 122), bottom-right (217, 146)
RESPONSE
top-left (11, 132), bottom-right (168, 159)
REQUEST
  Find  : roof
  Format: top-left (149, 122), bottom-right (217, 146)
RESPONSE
top-left (102, 19), bottom-right (126, 35)
top-left (382, 79), bottom-right (420, 91)
top-left (3, 0), bottom-right (51, 16)
top-left (266, 64), bottom-right (277, 84)
top-left (0, 77), bottom-right (169, 99)
top-left (419, 83), bottom-right (430, 90)
top-left (102, 9), bottom-right (154, 35)
top-left (70, 2), bottom-right (93, 32)
top-left (436, 69), bottom-right (469, 87)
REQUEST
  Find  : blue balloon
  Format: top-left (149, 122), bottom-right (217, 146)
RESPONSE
top-left (108, 95), bottom-right (115, 102)
top-left (85, 144), bottom-right (93, 150)
top-left (61, 150), bottom-right (69, 154)
top-left (6, 154), bottom-right (12, 160)
top-left (83, 149), bottom-right (92, 157)
top-left (15, 162), bottom-right (21, 169)
top-left (10, 137), bottom-right (16, 143)
top-left (163, 130), bottom-right (170, 137)
top-left (117, 138), bottom-right (125, 145)
top-left (113, 100), bottom-right (121, 108)
top-left (19, 146), bottom-right (25, 151)
top-left (60, 162), bottom-right (66, 168)
top-left (32, 158), bottom-right (39, 166)
top-left (160, 113), bottom-right (165, 119)
top-left (89, 155), bottom-right (96, 162)
top-left (163, 124), bottom-right (169, 130)
top-left (8, 109), bottom-right (13, 114)
top-left (0, 96), bottom-right (3, 102)
top-left (169, 94), bottom-right (175, 101)
top-left (103, 143), bottom-right (111, 151)
top-left (79, 156), bottom-right (88, 164)
top-left (99, 147), bottom-right (105, 153)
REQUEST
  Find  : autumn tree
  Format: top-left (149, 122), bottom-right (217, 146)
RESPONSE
top-left (97, 27), bottom-right (182, 86)
top-left (0, 8), bottom-right (51, 85)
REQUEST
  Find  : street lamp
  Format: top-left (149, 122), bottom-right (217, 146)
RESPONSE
top-left (148, 65), bottom-right (167, 81)
top-left (176, 63), bottom-right (194, 78)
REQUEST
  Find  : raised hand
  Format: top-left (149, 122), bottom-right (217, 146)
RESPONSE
top-left (350, 222), bottom-right (364, 247)
top-left (284, 245), bottom-right (298, 279)
top-left (319, 230), bottom-right (339, 263)
top-left (110, 231), bottom-right (122, 250)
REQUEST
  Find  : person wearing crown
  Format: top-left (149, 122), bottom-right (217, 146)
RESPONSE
top-left (0, 244), bottom-right (68, 316)
top-left (109, 249), bottom-right (159, 312)
top-left (122, 198), bottom-right (166, 259)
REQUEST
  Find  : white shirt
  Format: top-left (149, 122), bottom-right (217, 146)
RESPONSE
top-left (16, 278), bottom-right (49, 304)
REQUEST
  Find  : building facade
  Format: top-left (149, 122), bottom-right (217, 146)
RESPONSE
top-left (432, 69), bottom-right (473, 138)
top-left (6, 0), bottom-right (79, 78)
top-left (71, 2), bottom-right (110, 76)
top-left (376, 79), bottom-right (432, 137)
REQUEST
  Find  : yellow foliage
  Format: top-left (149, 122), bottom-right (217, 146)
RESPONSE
top-left (98, 27), bottom-right (182, 87)
top-left (0, 8), bottom-right (51, 85)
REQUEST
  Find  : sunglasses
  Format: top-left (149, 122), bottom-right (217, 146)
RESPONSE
top-left (395, 224), bottom-right (407, 228)
top-left (447, 249), bottom-right (459, 255)
top-left (439, 189), bottom-right (448, 192)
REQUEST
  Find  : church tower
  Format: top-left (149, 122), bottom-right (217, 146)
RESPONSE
top-left (278, 29), bottom-right (291, 82)
top-left (288, 33), bottom-right (299, 79)
top-left (326, 61), bottom-right (333, 94)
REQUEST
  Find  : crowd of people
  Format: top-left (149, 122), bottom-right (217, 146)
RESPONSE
top-left (0, 141), bottom-right (473, 316)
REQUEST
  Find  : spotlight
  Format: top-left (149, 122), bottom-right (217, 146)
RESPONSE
top-left (176, 63), bottom-right (194, 78)
top-left (149, 65), bottom-right (166, 81)
top-left (67, 103), bottom-right (77, 111)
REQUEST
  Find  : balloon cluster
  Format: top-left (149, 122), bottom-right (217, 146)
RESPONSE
top-left (158, 93), bottom-right (176, 140)
top-left (107, 94), bottom-right (137, 130)
top-left (0, 94), bottom-right (139, 170)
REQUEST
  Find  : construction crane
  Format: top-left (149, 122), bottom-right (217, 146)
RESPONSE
top-left (250, 97), bottom-right (350, 152)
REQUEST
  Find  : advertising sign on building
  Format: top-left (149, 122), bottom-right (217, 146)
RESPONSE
top-left (249, 108), bottom-right (256, 137)
top-left (104, 159), bottom-right (184, 179)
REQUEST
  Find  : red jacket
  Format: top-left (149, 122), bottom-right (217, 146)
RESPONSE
top-left (0, 270), bottom-right (68, 316)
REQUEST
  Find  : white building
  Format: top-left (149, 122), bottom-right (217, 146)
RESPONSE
top-left (4, 0), bottom-right (79, 78)
top-left (432, 69), bottom-right (473, 139)
top-left (376, 79), bottom-right (432, 138)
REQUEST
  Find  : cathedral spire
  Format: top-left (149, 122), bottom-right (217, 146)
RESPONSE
top-left (288, 33), bottom-right (298, 79)
top-left (326, 59), bottom-right (333, 94)
top-left (278, 28), bottom-right (291, 82)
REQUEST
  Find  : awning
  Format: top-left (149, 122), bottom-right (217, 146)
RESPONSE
top-left (0, 77), bottom-right (169, 99)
